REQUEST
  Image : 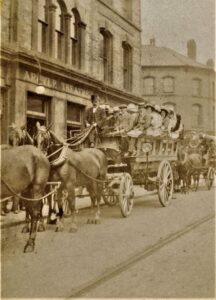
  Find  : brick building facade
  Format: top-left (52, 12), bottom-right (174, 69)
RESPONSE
top-left (141, 40), bottom-right (215, 134)
top-left (0, 0), bottom-right (142, 142)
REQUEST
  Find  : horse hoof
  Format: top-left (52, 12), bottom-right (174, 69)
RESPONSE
top-left (21, 227), bottom-right (29, 233)
top-left (24, 244), bottom-right (34, 253)
top-left (38, 224), bottom-right (45, 232)
top-left (87, 219), bottom-right (91, 224)
top-left (94, 219), bottom-right (101, 224)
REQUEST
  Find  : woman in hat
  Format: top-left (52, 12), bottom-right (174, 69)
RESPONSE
top-left (167, 107), bottom-right (183, 139)
top-left (160, 106), bottom-right (170, 133)
top-left (146, 103), bottom-right (162, 137)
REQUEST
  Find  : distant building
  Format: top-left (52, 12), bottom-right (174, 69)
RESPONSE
top-left (141, 39), bottom-right (215, 134)
top-left (0, 0), bottom-right (142, 143)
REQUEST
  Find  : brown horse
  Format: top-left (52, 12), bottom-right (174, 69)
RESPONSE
top-left (34, 125), bottom-right (107, 232)
top-left (9, 123), bottom-right (33, 146)
top-left (1, 145), bottom-right (50, 252)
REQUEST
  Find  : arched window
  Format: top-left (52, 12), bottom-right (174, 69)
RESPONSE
top-left (192, 104), bottom-right (202, 126)
top-left (53, 0), bottom-right (66, 60)
top-left (71, 8), bottom-right (86, 68)
top-left (192, 79), bottom-right (202, 96)
top-left (163, 76), bottom-right (174, 93)
top-left (122, 41), bottom-right (132, 91)
top-left (143, 77), bottom-right (155, 95)
top-left (37, 0), bottom-right (49, 53)
top-left (100, 28), bottom-right (113, 84)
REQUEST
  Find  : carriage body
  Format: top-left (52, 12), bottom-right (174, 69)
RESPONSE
top-left (98, 133), bottom-right (179, 216)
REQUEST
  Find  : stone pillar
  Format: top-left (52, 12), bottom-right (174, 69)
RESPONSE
top-left (64, 13), bottom-right (72, 65)
top-left (51, 97), bottom-right (66, 139)
top-left (48, 4), bottom-right (57, 58)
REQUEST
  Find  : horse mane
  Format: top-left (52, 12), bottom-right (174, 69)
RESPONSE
top-left (171, 114), bottom-right (181, 132)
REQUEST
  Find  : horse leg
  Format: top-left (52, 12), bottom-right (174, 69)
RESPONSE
top-left (55, 187), bottom-right (65, 232)
top-left (87, 182), bottom-right (102, 224)
top-left (67, 184), bottom-right (78, 233)
top-left (23, 185), bottom-right (43, 253)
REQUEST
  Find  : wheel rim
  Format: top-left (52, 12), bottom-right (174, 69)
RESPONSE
top-left (119, 173), bottom-right (134, 217)
top-left (157, 161), bottom-right (173, 207)
top-left (206, 167), bottom-right (214, 190)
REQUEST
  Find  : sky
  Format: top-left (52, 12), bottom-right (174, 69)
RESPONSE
top-left (141, 0), bottom-right (215, 65)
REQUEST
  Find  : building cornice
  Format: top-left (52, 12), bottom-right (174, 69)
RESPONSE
top-left (0, 46), bottom-right (143, 104)
top-left (141, 65), bottom-right (215, 74)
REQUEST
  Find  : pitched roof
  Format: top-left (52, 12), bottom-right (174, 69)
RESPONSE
top-left (141, 45), bottom-right (212, 70)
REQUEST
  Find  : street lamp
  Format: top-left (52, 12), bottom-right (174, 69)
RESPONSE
top-left (34, 55), bottom-right (45, 95)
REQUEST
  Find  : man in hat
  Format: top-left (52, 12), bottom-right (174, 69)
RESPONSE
top-left (85, 94), bottom-right (106, 147)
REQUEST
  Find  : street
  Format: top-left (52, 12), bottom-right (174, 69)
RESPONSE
top-left (1, 183), bottom-right (215, 298)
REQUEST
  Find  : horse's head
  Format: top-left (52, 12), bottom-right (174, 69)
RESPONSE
top-left (33, 122), bottom-right (52, 154)
top-left (8, 123), bottom-right (32, 146)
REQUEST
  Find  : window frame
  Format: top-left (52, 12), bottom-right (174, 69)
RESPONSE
top-left (143, 76), bottom-right (156, 95)
top-left (163, 76), bottom-right (175, 94)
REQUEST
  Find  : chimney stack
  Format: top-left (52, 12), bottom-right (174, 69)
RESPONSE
top-left (187, 39), bottom-right (196, 61)
top-left (150, 38), bottom-right (155, 46)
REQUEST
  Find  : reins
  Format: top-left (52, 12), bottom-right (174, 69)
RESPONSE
top-left (1, 178), bottom-right (60, 202)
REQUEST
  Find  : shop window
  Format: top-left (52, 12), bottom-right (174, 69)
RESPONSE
top-left (143, 77), bottom-right (155, 95)
top-left (122, 41), bottom-right (132, 91)
top-left (192, 104), bottom-right (202, 126)
top-left (192, 79), bottom-right (202, 96)
top-left (163, 76), bottom-right (174, 93)
top-left (66, 101), bottom-right (84, 138)
top-left (27, 92), bottom-right (51, 138)
top-left (100, 28), bottom-right (113, 84)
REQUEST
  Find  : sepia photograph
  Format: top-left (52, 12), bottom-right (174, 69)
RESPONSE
top-left (0, 0), bottom-right (215, 298)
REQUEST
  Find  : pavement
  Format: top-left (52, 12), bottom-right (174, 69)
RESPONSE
top-left (0, 186), bottom-right (156, 229)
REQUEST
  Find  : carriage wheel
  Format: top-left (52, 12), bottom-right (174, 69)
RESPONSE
top-left (102, 188), bottom-right (118, 206)
top-left (157, 160), bottom-right (174, 207)
top-left (119, 173), bottom-right (134, 217)
top-left (205, 167), bottom-right (214, 190)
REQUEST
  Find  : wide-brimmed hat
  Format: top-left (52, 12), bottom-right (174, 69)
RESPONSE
top-left (168, 106), bottom-right (175, 114)
top-left (119, 104), bottom-right (127, 109)
top-left (113, 106), bottom-right (120, 112)
top-left (154, 104), bottom-right (161, 113)
top-left (138, 102), bottom-right (147, 108)
top-left (145, 103), bottom-right (155, 110)
top-left (127, 103), bottom-right (138, 113)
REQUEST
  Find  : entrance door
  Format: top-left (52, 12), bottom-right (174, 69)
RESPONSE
top-left (26, 92), bottom-right (51, 138)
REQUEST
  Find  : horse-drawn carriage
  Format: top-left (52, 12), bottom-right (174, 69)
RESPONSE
top-left (95, 132), bottom-right (178, 217)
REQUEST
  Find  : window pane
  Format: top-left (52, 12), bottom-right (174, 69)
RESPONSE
top-left (67, 102), bottom-right (83, 123)
top-left (27, 97), bottom-right (44, 113)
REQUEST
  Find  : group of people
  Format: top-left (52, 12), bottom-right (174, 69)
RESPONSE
top-left (85, 94), bottom-right (184, 155)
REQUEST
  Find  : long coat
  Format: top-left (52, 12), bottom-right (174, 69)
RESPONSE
top-left (85, 107), bottom-right (106, 129)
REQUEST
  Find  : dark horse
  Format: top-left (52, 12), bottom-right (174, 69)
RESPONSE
top-left (176, 144), bottom-right (202, 192)
top-left (1, 145), bottom-right (50, 252)
top-left (34, 123), bottom-right (107, 232)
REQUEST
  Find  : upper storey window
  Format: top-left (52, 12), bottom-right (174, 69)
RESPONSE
top-left (53, 0), bottom-right (66, 60)
top-left (143, 77), bottom-right (155, 95)
top-left (122, 41), bottom-right (132, 91)
top-left (38, 0), bottom-right (49, 53)
top-left (71, 8), bottom-right (86, 69)
top-left (163, 76), bottom-right (174, 93)
top-left (100, 28), bottom-right (113, 84)
top-left (192, 79), bottom-right (202, 96)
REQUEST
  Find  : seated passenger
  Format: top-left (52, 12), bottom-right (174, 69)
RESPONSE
top-left (160, 106), bottom-right (170, 133)
top-left (126, 102), bottom-right (148, 156)
top-left (146, 104), bottom-right (162, 137)
top-left (167, 107), bottom-right (183, 139)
